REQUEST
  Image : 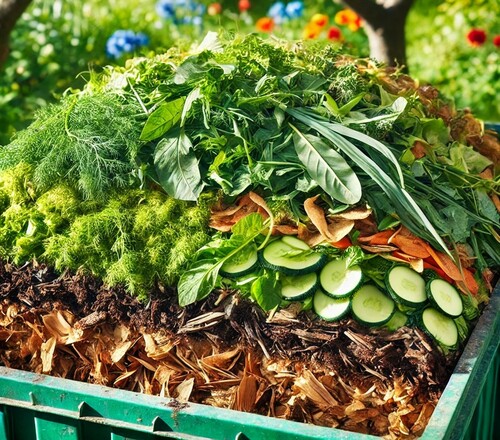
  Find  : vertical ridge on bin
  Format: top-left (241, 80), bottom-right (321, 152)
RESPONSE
top-left (34, 416), bottom-right (79, 439)
top-left (0, 407), bottom-right (8, 440)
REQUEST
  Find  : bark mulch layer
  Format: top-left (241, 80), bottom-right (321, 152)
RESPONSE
top-left (0, 261), bottom-right (461, 439)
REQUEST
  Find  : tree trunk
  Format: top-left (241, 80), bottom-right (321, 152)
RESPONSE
top-left (0, 0), bottom-right (33, 66)
top-left (341, 0), bottom-right (414, 69)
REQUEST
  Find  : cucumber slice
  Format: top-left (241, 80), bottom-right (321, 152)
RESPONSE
top-left (426, 279), bottom-right (463, 318)
top-left (280, 272), bottom-right (319, 301)
top-left (259, 238), bottom-right (326, 275)
top-left (220, 244), bottom-right (259, 278)
top-left (386, 265), bottom-right (427, 308)
top-left (420, 307), bottom-right (459, 349)
top-left (383, 310), bottom-right (408, 331)
top-left (319, 259), bottom-right (363, 298)
top-left (313, 289), bottom-right (350, 321)
top-left (281, 235), bottom-right (310, 250)
top-left (351, 285), bottom-right (395, 327)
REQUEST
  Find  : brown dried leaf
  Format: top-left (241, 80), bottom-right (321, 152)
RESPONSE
top-left (0, 304), bottom-right (19, 326)
top-left (42, 311), bottom-right (84, 345)
top-left (360, 244), bottom-right (398, 253)
top-left (114, 369), bottom-right (138, 387)
top-left (272, 224), bottom-right (298, 235)
top-left (411, 402), bottom-right (435, 435)
top-left (330, 206), bottom-right (372, 221)
top-left (326, 218), bottom-right (355, 243)
top-left (304, 195), bottom-right (331, 242)
top-left (210, 193), bottom-right (268, 232)
top-left (345, 399), bottom-right (366, 415)
top-left (248, 191), bottom-right (272, 219)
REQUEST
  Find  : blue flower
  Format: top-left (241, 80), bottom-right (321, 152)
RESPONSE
top-left (156, 0), bottom-right (175, 19)
top-left (268, 2), bottom-right (287, 24)
top-left (106, 30), bottom-right (149, 59)
top-left (285, 1), bottom-right (304, 19)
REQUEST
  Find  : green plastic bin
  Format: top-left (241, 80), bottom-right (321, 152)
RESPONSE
top-left (0, 284), bottom-right (498, 440)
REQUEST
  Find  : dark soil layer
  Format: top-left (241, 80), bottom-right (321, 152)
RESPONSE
top-left (0, 261), bottom-right (461, 438)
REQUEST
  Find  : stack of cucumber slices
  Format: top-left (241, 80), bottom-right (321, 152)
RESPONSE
top-left (221, 236), bottom-right (466, 351)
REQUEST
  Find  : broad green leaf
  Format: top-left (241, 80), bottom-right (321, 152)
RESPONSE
top-left (291, 126), bottom-right (361, 205)
top-left (154, 131), bottom-right (202, 201)
top-left (447, 144), bottom-right (492, 174)
top-left (251, 271), bottom-right (281, 311)
top-left (421, 118), bottom-right (449, 146)
top-left (173, 58), bottom-right (210, 84)
top-left (475, 190), bottom-right (499, 223)
top-left (177, 259), bottom-right (222, 306)
top-left (441, 205), bottom-right (470, 242)
top-left (140, 97), bottom-right (186, 142)
top-left (232, 212), bottom-right (264, 238)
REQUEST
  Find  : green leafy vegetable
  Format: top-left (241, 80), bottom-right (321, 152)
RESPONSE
top-left (154, 130), bottom-right (202, 201)
top-left (177, 213), bottom-right (267, 306)
top-left (291, 125), bottom-right (362, 204)
top-left (140, 97), bottom-right (186, 141)
top-left (251, 270), bottom-right (281, 311)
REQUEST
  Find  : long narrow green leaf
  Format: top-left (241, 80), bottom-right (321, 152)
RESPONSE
top-left (290, 124), bottom-right (361, 204)
top-left (291, 108), bottom-right (405, 187)
top-left (329, 123), bottom-right (405, 187)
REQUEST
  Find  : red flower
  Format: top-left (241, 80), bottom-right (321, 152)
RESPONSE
top-left (493, 35), bottom-right (500, 47)
top-left (466, 28), bottom-right (487, 47)
top-left (256, 17), bottom-right (274, 33)
top-left (238, 0), bottom-right (250, 12)
top-left (327, 26), bottom-right (343, 41)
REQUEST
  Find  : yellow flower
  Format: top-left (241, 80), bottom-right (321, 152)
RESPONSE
top-left (303, 23), bottom-right (322, 39)
top-left (310, 13), bottom-right (328, 29)
top-left (334, 9), bottom-right (362, 31)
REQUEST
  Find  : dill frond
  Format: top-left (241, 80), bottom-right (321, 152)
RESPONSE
top-left (0, 92), bottom-right (145, 202)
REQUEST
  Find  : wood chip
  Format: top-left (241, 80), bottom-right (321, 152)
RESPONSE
top-left (294, 369), bottom-right (338, 408)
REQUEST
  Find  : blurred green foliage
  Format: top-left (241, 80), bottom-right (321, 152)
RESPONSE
top-left (407, 0), bottom-right (500, 121)
top-left (0, 0), bottom-right (498, 146)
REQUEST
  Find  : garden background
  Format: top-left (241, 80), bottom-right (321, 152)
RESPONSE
top-left (1, 0), bottom-right (499, 146)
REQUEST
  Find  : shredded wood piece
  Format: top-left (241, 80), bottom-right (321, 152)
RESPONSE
top-left (294, 369), bottom-right (338, 408)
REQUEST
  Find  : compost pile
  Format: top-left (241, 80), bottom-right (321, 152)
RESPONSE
top-left (0, 34), bottom-right (499, 439)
